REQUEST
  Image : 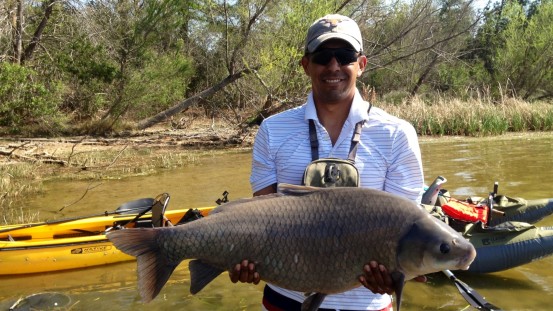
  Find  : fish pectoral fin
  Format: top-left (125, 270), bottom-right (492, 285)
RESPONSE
top-left (391, 271), bottom-right (406, 311)
top-left (301, 292), bottom-right (327, 311)
top-left (189, 260), bottom-right (225, 294)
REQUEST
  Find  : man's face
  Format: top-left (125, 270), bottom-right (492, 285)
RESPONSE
top-left (301, 39), bottom-right (367, 106)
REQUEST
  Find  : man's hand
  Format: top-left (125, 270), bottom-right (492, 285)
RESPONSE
top-left (358, 261), bottom-right (427, 295)
top-left (359, 261), bottom-right (395, 294)
top-left (229, 259), bottom-right (261, 284)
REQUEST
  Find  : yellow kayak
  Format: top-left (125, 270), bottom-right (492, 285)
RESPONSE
top-left (0, 198), bottom-right (213, 275)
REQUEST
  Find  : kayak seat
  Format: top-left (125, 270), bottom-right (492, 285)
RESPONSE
top-left (131, 193), bottom-right (170, 228)
top-left (152, 193), bottom-right (171, 227)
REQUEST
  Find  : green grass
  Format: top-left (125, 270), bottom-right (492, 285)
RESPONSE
top-left (1, 164), bottom-right (43, 224)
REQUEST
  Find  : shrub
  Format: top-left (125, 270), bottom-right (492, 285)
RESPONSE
top-left (0, 63), bottom-right (64, 135)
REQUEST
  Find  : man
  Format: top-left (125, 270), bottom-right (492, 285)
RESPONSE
top-left (231, 14), bottom-right (425, 311)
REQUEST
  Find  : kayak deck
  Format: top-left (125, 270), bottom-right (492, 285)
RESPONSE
top-left (0, 207), bottom-right (213, 275)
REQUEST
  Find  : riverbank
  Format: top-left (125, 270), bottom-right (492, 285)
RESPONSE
top-left (1, 115), bottom-right (552, 224)
top-left (0, 118), bottom-right (254, 222)
top-left (0, 117), bottom-right (254, 162)
top-left (3, 122), bottom-right (551, 169)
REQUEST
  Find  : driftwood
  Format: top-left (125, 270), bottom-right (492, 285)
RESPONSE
top-left (0, 128), bottom-right (255, 169)
top-left (0, 140), bottom-right (126, 168)
top-left (0, 144), bottom-right (67, 166)
top-left (137, 67), bottom-right (259, 130)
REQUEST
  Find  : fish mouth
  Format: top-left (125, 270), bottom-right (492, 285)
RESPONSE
top-left (457, 248), bottom-right (477, 270)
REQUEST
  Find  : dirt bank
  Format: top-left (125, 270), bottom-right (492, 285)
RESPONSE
top-left (0, 120), bottom-right (257, 166)
top-left (2, 118), bottom-right (552, 167)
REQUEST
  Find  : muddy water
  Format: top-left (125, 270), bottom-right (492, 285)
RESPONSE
top-left (1, 135), bottom-right (553, 310)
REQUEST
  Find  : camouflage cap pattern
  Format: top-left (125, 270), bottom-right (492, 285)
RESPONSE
top-left (305, 14), bottom-right (363, 53)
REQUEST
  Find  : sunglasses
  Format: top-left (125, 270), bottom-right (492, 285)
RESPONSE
top-left (309, 48), bottom-right (360, 66)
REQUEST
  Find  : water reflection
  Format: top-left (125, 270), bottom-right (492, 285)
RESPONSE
top-left (23, 151), bottom-right (254, 220)
top-left (422, 135), bottom-right (553, 199)
top-left (2, 135), bottom-right (553, 310)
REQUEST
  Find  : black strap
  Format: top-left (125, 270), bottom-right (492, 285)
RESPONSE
top-left (348, 120), bottom-right (364, 161)
top-left (309, 103), bottom-right (371, 162)
top-left (309, 119), bottom-right (319, 161)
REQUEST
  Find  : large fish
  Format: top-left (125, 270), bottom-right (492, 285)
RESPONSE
top-left (107, 184), bottom-right (476, 311)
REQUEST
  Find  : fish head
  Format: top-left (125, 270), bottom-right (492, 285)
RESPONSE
top-left (397, 213), bottom-right (476, 279)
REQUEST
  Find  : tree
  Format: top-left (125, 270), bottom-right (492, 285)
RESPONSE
top-left (79, 0), bottom-right (197, 131)
top-left (5, 0), bottom-right (542, 135)
top-left (357, 0), bottom-right (482, 96)
top-left (469, 0), bottom-right (553, 99)
top-left (494, 0), bottom-right (553, 99)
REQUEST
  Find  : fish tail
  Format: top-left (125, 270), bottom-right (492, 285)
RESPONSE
top-left (107, 228), bottom-right (179, 303)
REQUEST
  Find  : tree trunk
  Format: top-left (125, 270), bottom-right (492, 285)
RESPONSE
top-left (20, 0), bottom-right (55, 64)
top-left (410, 53), bottom-right (439, 96)
top-left (13, 0), bottom-right (23, 64)
top-left (137, 67), bottom-right (258, 130)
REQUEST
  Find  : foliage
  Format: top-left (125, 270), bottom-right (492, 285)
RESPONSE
top-left (54, 36), bottom-right (118, 119)
top-left (494, 0), bottom-right (553, 99)
top-left (0, 0), bottom-right (552, 136)
top-left (0, 62), bottom-right (64, 134)
top-left (434, 60), bottom-right (491, 98)
top-left (471, 0), bottom-right (553, 99)
top-left (124, 46), bottom-right (195, 119)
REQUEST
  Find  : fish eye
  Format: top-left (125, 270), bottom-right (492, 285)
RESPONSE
top-left (440, 243), bottom-right (451, 254)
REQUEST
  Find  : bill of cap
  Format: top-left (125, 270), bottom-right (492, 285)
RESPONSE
top-left (307, 33), bottom-right (361, 53)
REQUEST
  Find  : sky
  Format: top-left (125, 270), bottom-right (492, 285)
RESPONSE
top-left (474, 0), bottom-right (496, 10)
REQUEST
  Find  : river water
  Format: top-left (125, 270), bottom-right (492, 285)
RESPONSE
top-left (1, 134), bottom-right (553, 310)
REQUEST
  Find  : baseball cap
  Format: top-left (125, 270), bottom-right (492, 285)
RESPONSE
top-left (305, 14), bottom-right (363, 54)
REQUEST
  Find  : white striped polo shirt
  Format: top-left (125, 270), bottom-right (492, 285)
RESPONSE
top-left (249, 88), bottom-right (424, 310)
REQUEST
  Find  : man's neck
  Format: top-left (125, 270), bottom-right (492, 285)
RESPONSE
top-left (314, 99), bottom-right (352, 145)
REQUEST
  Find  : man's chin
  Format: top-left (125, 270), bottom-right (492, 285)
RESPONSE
top-left (314, 89), bottom-right (354, 104)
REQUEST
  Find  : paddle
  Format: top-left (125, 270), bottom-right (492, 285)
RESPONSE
top-left (442, 270), bottom-right (503, 311)
top-left (0, 197), bottom-right (155, 234)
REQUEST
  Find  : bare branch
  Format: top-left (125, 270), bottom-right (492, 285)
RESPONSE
top-left (58, 182), bottom-right (103, 211)
top-left (228, 0), bottom-right (272, 73)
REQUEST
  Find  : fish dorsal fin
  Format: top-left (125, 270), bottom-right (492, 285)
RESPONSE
top-left (301, 292), bottom-right (327, 311)
top-left (277, 183), bottom-right (323, 195)
top-left (189, 259), bottom-right (225, 294)
top-left (210, 184), bottom-right (321, 215)
top-left (210, 194), bottom-right (283, 214)
top-left (391, 271), bottom-right (406, 311)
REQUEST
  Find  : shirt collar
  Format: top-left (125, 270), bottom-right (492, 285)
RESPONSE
top-left (304, 88), bottom-right (370, 124)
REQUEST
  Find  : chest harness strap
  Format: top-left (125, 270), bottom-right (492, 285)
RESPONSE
top-left (308, 104), bottom-right (371, 162)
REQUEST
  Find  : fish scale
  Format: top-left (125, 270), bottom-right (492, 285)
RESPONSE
top-left (108, 185), bottom-right (476, 310)
top-left (181, 194), bottom-right (394, 290)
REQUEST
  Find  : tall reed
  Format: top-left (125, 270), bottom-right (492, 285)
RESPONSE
top-left (1, 163), bottom-right (42, 224)
top-left (379, 94), bottom-right (553, 136)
